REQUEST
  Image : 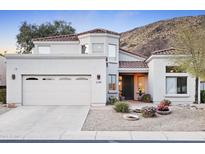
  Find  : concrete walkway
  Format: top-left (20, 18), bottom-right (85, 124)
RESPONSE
top-left (0, 131), bottom-right (205, 141)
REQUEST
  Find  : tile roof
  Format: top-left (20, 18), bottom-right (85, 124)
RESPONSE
top-left (120, 48), bottom-right (147, 58)
top-left (78, 28), bottom-right (120, 36)
top-left (119, 61), bottom-right (148, 69)
top-left (151, 48), bottom-right (176, 55)
top-left (33, 34), bottom-right (79, 42)
top-left (33, 28), bottom-right (120, 42)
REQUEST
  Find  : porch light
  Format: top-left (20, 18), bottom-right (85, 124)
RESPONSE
top-left (12, 74), bottom-right (16, 80)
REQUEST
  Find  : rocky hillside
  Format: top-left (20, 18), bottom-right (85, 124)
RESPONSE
top-left (120, 15), bottom-right (205, 57)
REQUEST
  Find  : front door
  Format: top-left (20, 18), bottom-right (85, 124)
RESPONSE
top-left (122, 75), bottom-right (134, 100)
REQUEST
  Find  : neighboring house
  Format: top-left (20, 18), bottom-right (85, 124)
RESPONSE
top-left (6, 28), bottom-right (199, 106)
top-left (0, 55), bottom-right (6, 87)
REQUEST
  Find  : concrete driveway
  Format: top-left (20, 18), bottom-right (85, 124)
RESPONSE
top-left (0, 106), bottom-right (89, 140)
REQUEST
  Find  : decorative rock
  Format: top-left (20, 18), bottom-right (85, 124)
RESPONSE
top-left (133, 108), bottom-right (141, 113)
top-left (7, 103), bottom-right (16, 108)
top-left (141, 106), bottom-right (156, 118)
top-left (123, 114), bottom-right (139, 121)
top-left (156, 109), bottom-right (172, 115)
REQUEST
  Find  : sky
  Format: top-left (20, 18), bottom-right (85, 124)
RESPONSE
top-left (0, 10), bottom-right (205, 54)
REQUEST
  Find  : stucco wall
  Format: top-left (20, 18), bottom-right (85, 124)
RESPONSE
top-left (6, 55), bottom-right (106, 105)
top-left (33, 42), bottom-right (80, 54)
top-left (0, 56), bottom-right (6, 86)
top-left (119, 51), bottom-right (145, 61)
top-left (147, 57), bottom-right (195, 104)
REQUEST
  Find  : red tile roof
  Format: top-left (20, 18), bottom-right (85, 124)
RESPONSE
top-left (120, 48), bottom-right (147, 58)
top-left (151, 48), bottom-right (177, 55)
top-left (78, 28), bottom-right (120, 36)
top-left (33, 34), bottom-right (79, 42)
top-left (33, 28), bottom-right (120, 42)
top-left (119, 61), bottom-right (148, 68)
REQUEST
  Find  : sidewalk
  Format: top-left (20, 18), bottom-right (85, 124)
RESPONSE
top-left (0, 131), bottom-right (205, 141)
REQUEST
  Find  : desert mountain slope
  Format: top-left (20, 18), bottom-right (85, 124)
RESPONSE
top-left (120, 15), bottom-right (205, 57)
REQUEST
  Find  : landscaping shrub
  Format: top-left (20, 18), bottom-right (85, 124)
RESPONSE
top-left (107, 96), bottom-right (118, 105)
top-left (141, 106), bottom-right (156, 118)
top-left (141, 94), bottom-right (152, 103)
top-left (0, 88), bottom-right (6, 104)
top-left (201, 90), bottom-right (205, 103)
top-left (114, 101), bottom-right (129, 113)
top-left (160, 99), bottom-right (171, 106)
top-left (157, 102), bottom-right (169, 111)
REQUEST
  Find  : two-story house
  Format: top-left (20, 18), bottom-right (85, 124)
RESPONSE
top-left (6, 28), bottom-right (199, 106)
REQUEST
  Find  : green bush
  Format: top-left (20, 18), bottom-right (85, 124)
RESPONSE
top-left (0, 89), bottom-right (6, 104)
top-left (106, 96), bottom-right (118, 105)
top-left (141, 94), bottom-right (152, 103)
top-left (114, 101), bottom-right (129, 113)
top-left (201, 90), bottom-right (205, 103)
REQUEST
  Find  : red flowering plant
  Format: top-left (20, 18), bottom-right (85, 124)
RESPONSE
top-left (157, 100), bottom-right (171, 111)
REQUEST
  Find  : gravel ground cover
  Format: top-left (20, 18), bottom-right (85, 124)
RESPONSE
top-left (0, 104), bottom-right (11, 115)
top-left (82, 103), bottom-right (205, 131)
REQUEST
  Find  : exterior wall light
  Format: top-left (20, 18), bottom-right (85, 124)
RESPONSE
top-left (97, 74), bottom-right (101, 80)
top-left (12, 74), bottom-right (16, 80)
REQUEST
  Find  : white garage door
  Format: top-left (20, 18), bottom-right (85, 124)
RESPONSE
top-left (23, 75), bottom-right (91, 105)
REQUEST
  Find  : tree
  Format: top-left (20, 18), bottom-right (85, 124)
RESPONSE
top-left (171, 25), bottom-right (205, 103)
top-left (16, 21), bottom-right (76, 54)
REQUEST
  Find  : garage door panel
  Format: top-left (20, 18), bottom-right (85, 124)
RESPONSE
top-left (23, 75), bottom-right (91, 105)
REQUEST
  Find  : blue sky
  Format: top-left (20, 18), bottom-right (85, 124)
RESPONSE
top-left (0, 10), bottom-right (205, 53)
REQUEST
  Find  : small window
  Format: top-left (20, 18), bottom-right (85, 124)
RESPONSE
top-left (38, 46), bottom-right (50, 54)
top-left (166, 77), bottom-right (187, 94)
top-left (108, 44), bottom-right (117, 61)
top-left (42, 78), bottom-right (54, 80)
top-left (201, 81), bottom-right (205, 90)
top-left (26, 77), bottom-right (38, 80)
top-left (109, 74), bottom-right (116, 91)
top-left (92, 43), bottom-right (104, 53)
top-left (59, 77), bottom-right (71, 80)
top-left (166, 66), bottom-right (185, 73)
top-left (76, 77), bottom-right (88, 80)
top-left (81, 44), bottom-right (89, 54)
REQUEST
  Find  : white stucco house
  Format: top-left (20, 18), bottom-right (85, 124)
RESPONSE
top-left (5, 28), bottom-right (200, 106)
top-left (0, 55), bottom-right (6, 87)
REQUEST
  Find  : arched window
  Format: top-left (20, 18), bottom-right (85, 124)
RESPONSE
top-left (42, 78), bottom-right (54, 80)
top-left (76, 77), bottom-right (88, 80)
top-left (26, 77), bottom-right (38, 80)
top-left (59, 77), bottom-right (71, 80)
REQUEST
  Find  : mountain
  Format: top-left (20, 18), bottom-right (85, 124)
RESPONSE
top-left (120, 15), bottom-right (205, 57)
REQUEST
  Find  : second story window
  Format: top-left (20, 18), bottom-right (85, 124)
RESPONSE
top-left (166, 66), bottom-right (185, 73)
top-left (92, 43), bottom-right (104, 53)
top-left (108, 44), bottom-right (117, 61)
top-left (38, 46), bottom-right (50, 54)
top-left (81, 44), bottom-right (89, 54)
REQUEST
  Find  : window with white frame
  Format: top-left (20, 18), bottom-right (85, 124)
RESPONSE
top-left (108, 44), bottom-right (117, 61)
top-left (38, 46), bottom-right (50, 54)
top-left (201, 82), bottom-right (205, 90)
top-left (166, 66), bottom-right (185, 73)
top-left (92, 43), bottom-right (104, 53)
top-left (81, 44), bottom-right (89, 54)
top-left (108, 74), bottom-right (116, 91)
top-left (166, 77), bottom-right (187, 94)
